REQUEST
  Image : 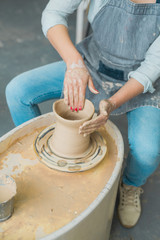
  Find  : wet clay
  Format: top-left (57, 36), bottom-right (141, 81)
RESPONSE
top-left (0, 175), bottom-right (16, 203)
top-left (61, 112), bottom-right (84, 120)
top-left (0, 185), bottom-right (15, 203)
top-left (51, 99), bottom-right (95, 158)
top-left (54, 99), bottom-right (94, 122)
top-left (0, 126), bottom-right (118, 240)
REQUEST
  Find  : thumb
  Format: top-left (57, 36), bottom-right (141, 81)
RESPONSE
top-left (100, 106), bottom-right (108, 116)
top-left (99, 100), bottom-right (108, 116)
top-left (88, 77), bottom-right (99, 94)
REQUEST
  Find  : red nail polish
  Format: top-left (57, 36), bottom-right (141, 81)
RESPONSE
top-left (70, 106), bottom-right (73, 110)
top-left (79, 107), bottom-right (82, 111)
top-left (75, 108), bottom-right (78, 112)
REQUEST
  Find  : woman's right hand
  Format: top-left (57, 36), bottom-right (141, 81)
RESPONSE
top-left (47, 25), bottom-right (98, 109)
top-left (64, 59), bottom-right (99, 111)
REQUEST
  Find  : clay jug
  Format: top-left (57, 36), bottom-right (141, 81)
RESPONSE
top-left (51, 99), bottom-right (95, 158)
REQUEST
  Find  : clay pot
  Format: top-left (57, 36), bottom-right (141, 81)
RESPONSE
top-left (51, 99), bottom-right (95, 158)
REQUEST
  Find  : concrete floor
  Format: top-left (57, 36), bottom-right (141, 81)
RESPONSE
top-left (0, 0), bottom-right (160, 239)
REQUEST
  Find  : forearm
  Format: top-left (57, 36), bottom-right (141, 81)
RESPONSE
top-left (109, 78), bottom-right (144, 109)
top-left (47, 25), bottom-right (83, 66)
top-left (80, 78), bottom-right (144, 135)
top-left (47, 24), bottom-right (98, 110)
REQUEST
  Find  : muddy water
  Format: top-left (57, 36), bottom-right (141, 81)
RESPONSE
top-left (0, 126), bottom-right (118, 240)
top-left (0, 185), bottom-right (15, 203)
top-left (0, 175), bottom-right (16, 203)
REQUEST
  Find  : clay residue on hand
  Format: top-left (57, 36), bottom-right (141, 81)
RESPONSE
top-left (0, 126), bottom-right (118, 240)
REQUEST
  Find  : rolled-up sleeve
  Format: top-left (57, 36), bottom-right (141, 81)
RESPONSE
top-left (41, 0), bottom-right (82, 37)
top-left (128, 35), bottom-right (160, 93)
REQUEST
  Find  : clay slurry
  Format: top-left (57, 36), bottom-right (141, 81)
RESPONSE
top-left (0, 185), bottom-right (15, 203)
top-left (0, 176), bottom-right (16, 203)
top-left (0, 123), bottom-right (119, 239)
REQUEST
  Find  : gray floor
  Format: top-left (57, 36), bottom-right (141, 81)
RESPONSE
top-left (0, 0), bottom-right (160, 239)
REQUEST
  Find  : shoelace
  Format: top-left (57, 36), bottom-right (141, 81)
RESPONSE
top-left (121, 187), bottom-right (143, 208)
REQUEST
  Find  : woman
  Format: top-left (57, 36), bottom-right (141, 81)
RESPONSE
top-left (6, 0), bottom-right (160, 228)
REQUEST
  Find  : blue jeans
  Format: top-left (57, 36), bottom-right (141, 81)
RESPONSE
top-left (6, 61), bottom-right (160, 187)
top-left (6, 61), bottom-right (66, 126)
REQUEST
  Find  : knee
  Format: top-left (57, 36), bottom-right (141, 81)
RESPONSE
top-left (130, 139), bottom-right (160, 170)
top-left (6, 73), bottom-right (28, 105)
top-left (6, 75), bottom-right (20, 99)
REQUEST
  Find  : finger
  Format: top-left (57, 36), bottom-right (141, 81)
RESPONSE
top-left (68, 84), bottom-right (74, 111)
top-left (83, 129), bottom-right (97, 136)
top-left (79, 86), bottom-right (85, 110)
top-left (78, 79), bottom-right (86, 110)
top-left (80, 122), bottom-right (102, 131)
top-left (79, 120), bottom-right (106, 132)
top-left (73, 81), bottom-right (79, 111)
top-left (88, 77), bottom-right (99, 94)
top-left (81, 122), bottom-right (107, 135)
top-left (100, 109), bottom-right (108, 116)
top-left (80, 116), bottom-right (107, 132)
top-left (80, 122), bottom-right (104, 133)
top-left (81, 115), bottom-right (106, 128)
top-left (79, 125), bottom-right (102, 135)
top-left (64, 83), bottom-right (69, 105)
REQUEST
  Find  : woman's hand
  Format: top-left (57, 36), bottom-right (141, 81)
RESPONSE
top-left (79, 99), bottom-right (116, 136)
top-left (47, 25), bottom-right (98, 110)
top-left (64, 59), bottom-right (99, 111)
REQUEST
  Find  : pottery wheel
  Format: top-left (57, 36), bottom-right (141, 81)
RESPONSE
top-left (34, 124), bottom-right (107, 172)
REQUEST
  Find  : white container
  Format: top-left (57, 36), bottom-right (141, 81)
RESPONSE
top-left (0, 113), bottom-right (124, 240)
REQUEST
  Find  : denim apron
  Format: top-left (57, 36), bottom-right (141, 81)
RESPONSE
top-left (77, 0), bottom-right (160, 114)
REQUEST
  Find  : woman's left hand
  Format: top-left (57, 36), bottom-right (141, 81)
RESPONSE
top-left (79, 99), bottom-right (116, 136)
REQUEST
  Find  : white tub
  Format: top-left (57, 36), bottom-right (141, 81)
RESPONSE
top-left (0, 113), bottom-right (124, 240)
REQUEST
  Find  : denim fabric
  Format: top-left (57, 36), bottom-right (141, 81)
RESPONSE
top-left (42, 0), bottom-right (160, 95)
top-left (6, 61), bottom-right (160, 187)
top-left (5, 0), bottom-right (160, 189)
top-left (92, 0), bottom-right (160, 66)
top-left (76, 0), bottom-right (160, 113)
top-left (123, 106), bottom-right (160, 186)
top-left (6, 61), bottom-right (66, 126)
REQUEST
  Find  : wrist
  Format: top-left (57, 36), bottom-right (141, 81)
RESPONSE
top-left (100, 99), bottom-right (116, 116)
top-left (107, 98), bottom-right (117, 111)
top-left (66, 53), bottom-right (84, 68)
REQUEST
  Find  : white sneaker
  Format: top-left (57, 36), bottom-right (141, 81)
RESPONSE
top-left (118, 183), bottom-right (144, 228)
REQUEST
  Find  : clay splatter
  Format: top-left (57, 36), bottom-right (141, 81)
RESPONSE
top-left (0, 153), bottom-right (38, 176)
